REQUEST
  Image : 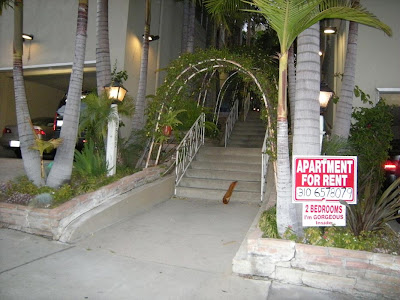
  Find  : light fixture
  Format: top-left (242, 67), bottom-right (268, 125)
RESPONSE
top-left (319, 82), bottom-right (334, 110)
top-left (142, 34), bottom-right (160, 41)
top-left (319, 51), bottom-right (323, 56)
top-left (104, 82), bottom-right (127, 102)
top-left (22, 33), bottom-right (34, 41)
top-left (323, 27), bottom-right (337, 34)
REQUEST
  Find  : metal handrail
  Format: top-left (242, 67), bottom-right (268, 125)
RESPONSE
top-left (224, 99), bottom-right (239, 147)
top-left (261, 129), bottom-right (269, 202)
top-left (175, 113), bottom-right (205, 192)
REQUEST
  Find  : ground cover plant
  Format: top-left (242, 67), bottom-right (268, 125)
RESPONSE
top-left (0, 165), bottom-right (136, 208)
top-left (259, 205), bottom-right (400, 255)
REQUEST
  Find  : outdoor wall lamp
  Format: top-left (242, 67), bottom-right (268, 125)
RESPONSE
top-left (104, 82), bottom-right (127, 103)
top-left (323, 26), bottom-right (337, 34)
top-left (319, 82), bottom-right (334, 152)
top-left (142, 34), bottom-right (159, 41)
top-left (319, 82), bottom-right (334, 111)
top-left (22, 33), bottom-right (34, 41)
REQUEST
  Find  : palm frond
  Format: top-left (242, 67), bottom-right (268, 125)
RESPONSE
top-left (308, 4), bottom-right (392, 36)
top-left (243, 0), bottom-right (391, 51)
top-left (0, 0), bottom-right (13, 15)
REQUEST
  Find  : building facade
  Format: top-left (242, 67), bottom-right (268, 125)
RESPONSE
top-left (0, 0), bottom-right (207, 138)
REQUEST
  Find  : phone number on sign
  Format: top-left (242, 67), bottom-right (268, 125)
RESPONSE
top-left (295, 187), bottom-right (353, 201)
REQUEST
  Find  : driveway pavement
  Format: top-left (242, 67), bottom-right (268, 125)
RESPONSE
top-left (0, 147), bottom-right (53, 183)
top-left (0, 196), bottom-right (357, 300)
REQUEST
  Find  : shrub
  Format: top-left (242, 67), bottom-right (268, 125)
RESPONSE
top-left (350, 99), bottom-right (393, 181)
top-left (73, 141), bottom-right (107, 178)
top-left (258, 206), bottom-right (279, 238)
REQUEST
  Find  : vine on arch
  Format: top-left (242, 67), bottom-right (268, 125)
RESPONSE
top-left (145, 48), bottom-right (279, 159)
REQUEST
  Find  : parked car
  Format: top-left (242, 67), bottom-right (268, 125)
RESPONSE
top-left (53, 92), bottom-right (88, 151)
top-left (0, 117), bottom-right (55, 158)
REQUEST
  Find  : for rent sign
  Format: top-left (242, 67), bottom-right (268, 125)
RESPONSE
top-left (293, 156), bottom-right (357, 227)
top-left (292, 156), bottom-right (357, 204)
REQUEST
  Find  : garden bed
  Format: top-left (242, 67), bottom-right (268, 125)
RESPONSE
top-left (232, 168), bottom-right (400, 299)
top-left (0, 167), bottom-right (174, 242)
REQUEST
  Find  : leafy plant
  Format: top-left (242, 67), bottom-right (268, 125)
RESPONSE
top-left (340, 174), bottom-right (400, 236)
top-left (322, 134), bottom-right (353, 156)
top-left (259, 206), bottom-right (279, 238)
top-left (350, 99), bottom-right (393, 182)
top-left (303, 226), bottom-right (399, 255)
top-left (111, 61), bottom-right (128, 84)
top-left (73, 140), bottom-right (107, 177)
top-left (29, 119), bottom-right (63, 178)
top-left (79, 92), bottom-right (134, 150)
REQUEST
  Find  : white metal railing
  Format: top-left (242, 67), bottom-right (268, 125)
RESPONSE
top-left (224, 99), bottom-right (239, 147)
top-left (175, 113), bottom-right (205, 192)
top-left (261, 129), bottom-right (269, 202)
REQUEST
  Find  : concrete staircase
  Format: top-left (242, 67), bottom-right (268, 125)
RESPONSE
top-left (227, 111), bottom-right (265, 148)
top-left (175, 111), bottom-right (266, 203)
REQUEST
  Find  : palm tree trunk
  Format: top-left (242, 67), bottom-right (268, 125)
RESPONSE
top-left (332, 20), bottom-right (359, 139)
top-left (13, 0), bottom-right (43, 186)
top-left (181, 0), bottom-right (189, 53)
top-left (47, 0), bottom-right (88, 188)
top-left (292, 24), bottom-right (321, 235)
top-left (96, 0), bottom-right (111, 96)
top-left (131, 0), bottom-right (151, 132)
top-left (186, 0), bottom-right (195, 53)
top-left (276, 51), bottom-right (296, 236)
top-left (288, 44), bottom-right (296, 134)
top-left (293, 24), bottom-right (321, 156)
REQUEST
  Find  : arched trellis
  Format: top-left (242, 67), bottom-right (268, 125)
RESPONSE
top-left (160, 56), bottom-right (276, 144)
top-left (145, 49), bottom-right (278, 168)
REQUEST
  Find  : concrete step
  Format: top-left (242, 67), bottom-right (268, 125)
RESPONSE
top-left (199, 146), bottom-right (261, 156)
top-left (229, 133), bottom-right (265, 141)
top-left (195, 153), bottom-right (261, 165)
top-left (179, 177), bottom-right (260, 192)
top-left (234, 123), bottom-right (265, 130)
top-left (190, 161), bottom-right (261, 173)
top-left (175, 186), bottom-right (260, 203)
top-left (228, 141), bottom-right (264, 148)
top-left (185, 169), bottom-right (260, 181)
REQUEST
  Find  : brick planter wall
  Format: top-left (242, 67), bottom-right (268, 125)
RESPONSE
top-left (0, 167), bottom-right (165, 240)
top-left (233, 169), bottom-right (400, 299)
top-left (235, 227), bottom-right (400, 299)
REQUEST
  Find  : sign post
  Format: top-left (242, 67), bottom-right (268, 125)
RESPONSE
top-left (292, 156), bottom-right (357, 227)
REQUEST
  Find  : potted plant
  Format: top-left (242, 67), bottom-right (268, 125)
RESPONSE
top-left (159, 108), bottom-right (186, 138)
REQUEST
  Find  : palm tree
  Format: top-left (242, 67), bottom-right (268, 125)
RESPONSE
top-left (12, 0), bottom-right (44, 186)
top-left (96, 0), bottom-right (112, 96)
top-left (332, 0), bottom-right (360, 139)
top-left (47, 0), bottom-right (89, 188)
top-left (131, 0), bottom-right (151, 132)
top-left (181, 0), bottom-right (196, 53)
top-left (206, 0), bottom-right (391, 235)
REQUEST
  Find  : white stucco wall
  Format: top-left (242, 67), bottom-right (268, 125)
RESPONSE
top-left (120, 0), bottom-right (184, 138)
top-left (0, 0), bottom-right (129, 69)
top-left (0, 0), bottom-right (188, 136)
top-left (354, 0), bottom-right (400, 105)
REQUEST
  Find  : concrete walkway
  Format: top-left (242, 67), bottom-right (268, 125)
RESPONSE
top-left (0, 196), bottom-right (356, 299)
